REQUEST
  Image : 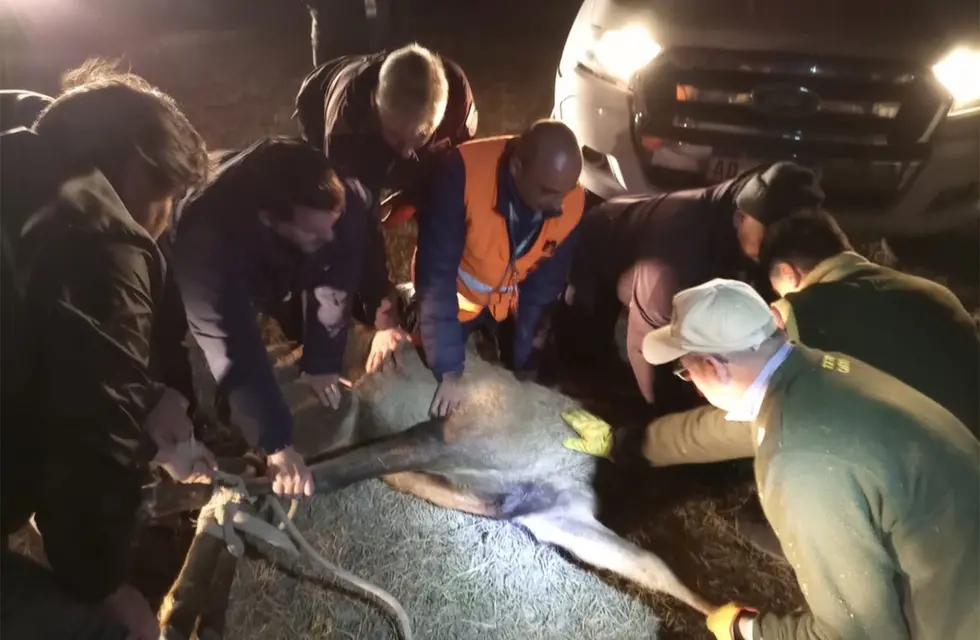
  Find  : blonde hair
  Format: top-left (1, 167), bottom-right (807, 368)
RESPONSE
top-left (376, 44), bottom-right (449, 137)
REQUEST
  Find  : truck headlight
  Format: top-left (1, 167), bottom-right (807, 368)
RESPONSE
top-left (932, 47), bottom-right (980, 117)
top-left (581, 25), bottom-right (662, 86)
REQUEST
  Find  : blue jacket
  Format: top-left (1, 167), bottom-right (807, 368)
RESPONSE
top-left (415, 147), bottom-right (580, 380)
top-left (169, 139), bottom-right (368, 452)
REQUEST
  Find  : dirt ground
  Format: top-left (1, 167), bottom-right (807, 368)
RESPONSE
top-left (3, 1), bottom-right (978, 639)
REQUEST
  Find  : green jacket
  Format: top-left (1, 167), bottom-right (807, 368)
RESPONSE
top-left (641, 404), bottom-right (753, 465)
top-left (656, 346), bottom-right (980, 639)
top-left (641, 251), bottom-right (979, 466)
top-left (773, 251), bottom-right (979, 435)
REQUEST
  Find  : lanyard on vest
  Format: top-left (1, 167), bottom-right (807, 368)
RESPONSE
top-left (507, 201), bottom-right (542, 260)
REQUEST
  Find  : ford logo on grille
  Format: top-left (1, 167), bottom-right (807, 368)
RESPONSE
top-left (751, 85), bottom-right (819, 117)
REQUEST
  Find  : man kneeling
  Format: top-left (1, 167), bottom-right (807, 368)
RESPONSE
top-left (1, 61), bottom-right (213, 640)
top-left (640, 280), bottom-right (978, 639)
top-left (167, 138), bottom-right (399, 496)
top-left (763, 208), bottom-right (979, 434)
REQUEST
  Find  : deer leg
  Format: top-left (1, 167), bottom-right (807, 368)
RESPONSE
top-left (250, 418), bottom-right (453, 495)
top-left (158, 531), bottom-right (228, 640)
top-left (515, 508), bottom-right (716, 616)
top-left (194, 546), bottom-right (239, 640)
top-left (157, 420), bottom-right (453, 638)
top-left (382, 472), bottom-right (499, 518)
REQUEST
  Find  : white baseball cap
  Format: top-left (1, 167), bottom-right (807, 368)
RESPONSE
top-left (641, 279), bottom-right (778, 365)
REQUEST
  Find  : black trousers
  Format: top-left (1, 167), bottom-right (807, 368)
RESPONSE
top-left (552, 289), bottom-right (622, 369)
top-left (0, 549), bottom-right (127, 640)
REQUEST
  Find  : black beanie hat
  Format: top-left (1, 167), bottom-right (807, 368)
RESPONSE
top-left (735, 161), bottom-right (825, 225)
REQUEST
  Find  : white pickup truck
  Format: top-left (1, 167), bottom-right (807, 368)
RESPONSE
top-left (553, 0), bottom-right (980, 234)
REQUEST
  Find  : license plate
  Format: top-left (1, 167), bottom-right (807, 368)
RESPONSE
top-left (706, 157), bottom-right (825, 183)
top-left (705, 157), bottom-right (763, 182)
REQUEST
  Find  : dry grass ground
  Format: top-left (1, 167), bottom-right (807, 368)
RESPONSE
top-left (4, 2), bottom-right (977, 639)
top-left (227, 481), bottom-right (665, 640)
top-left (220, 476), bottom-right (802, 640)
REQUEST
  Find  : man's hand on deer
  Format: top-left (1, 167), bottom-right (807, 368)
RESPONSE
top-left (301, 372), bottom-right (346, 409)
top-left (429, 372), bottom-right (465, 417)
top-left (561, 410), bottom-right (613, 458)
top-left (366, 327), bottom-right (412, 373)
top-left (266, 446), bottom-right (315, 497)
top-left (145, 387), bottom-right (217, 483)
top-left (706, 602), bottom-right (758, 640)
top-left (152, 436), bottom-right (217, 484)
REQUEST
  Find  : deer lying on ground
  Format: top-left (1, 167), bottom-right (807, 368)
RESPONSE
top-left (157, 323), bottom-right (714, 638)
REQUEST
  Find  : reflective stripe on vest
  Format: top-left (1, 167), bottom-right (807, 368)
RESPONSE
top-left (457, 267), bottom-right (517, 295)
top-left (434, 136), bottom-right (585, 323)
top-left (456, 267), bottom-right (519, 320)
top-left (456, 292), bottom-right (484, 315)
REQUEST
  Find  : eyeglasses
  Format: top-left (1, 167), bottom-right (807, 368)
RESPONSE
top-left (673, 364), bottom-right (692, 382)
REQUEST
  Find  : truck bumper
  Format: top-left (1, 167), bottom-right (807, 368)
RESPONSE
top-left (554, 65), bottom-right (979, 236)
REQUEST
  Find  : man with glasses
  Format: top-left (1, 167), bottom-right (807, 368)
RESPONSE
top-left (569, 278), bottom-right (979, 640)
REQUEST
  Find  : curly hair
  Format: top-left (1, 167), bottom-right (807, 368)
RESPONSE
top-left (34, 58), bottom-right (208, 191)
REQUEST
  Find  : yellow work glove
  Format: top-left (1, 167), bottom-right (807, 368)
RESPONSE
top-left (561, 409), bottom-right (613, 457)
top-left (706, 602), bottom-right (757, 640)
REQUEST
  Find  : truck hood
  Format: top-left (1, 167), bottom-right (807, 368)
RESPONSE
top-left (591, 0), bottom-right (976, 63)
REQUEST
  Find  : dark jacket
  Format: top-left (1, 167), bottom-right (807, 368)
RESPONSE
top-left (646, 346), bottom-right (979, 639)
top-left (415, 145), bottom-right (581, 380)
top-left (295, 52), bottom-right (478, 318)
top-left (773, 251), bottom-right (980, 435)
top-left (568, 171), bottom-right (763, 402)
top-left (169, 139), bottom-right (369, 453)
top-left (0, 129), bottom-right (165, 605)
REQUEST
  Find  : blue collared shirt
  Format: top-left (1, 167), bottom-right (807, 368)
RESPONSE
top-left (725, 341), bottom-right (794, 422)
top-left (414, 146), bottom-right (582, 379)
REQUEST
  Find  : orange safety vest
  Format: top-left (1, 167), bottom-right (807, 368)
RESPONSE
top-left (414, 136), bottom-right (585, 323)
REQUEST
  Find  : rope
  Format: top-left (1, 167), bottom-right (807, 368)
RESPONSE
top-left (268, 497), bottom-right (414, 640)
top-left (196, 476), bottom-right (296, 558)
top-left (198, 472), bottom-right (413, 640)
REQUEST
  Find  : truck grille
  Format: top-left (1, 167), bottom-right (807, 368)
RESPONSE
top-left (635, 48), bottom-right (951, 209)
